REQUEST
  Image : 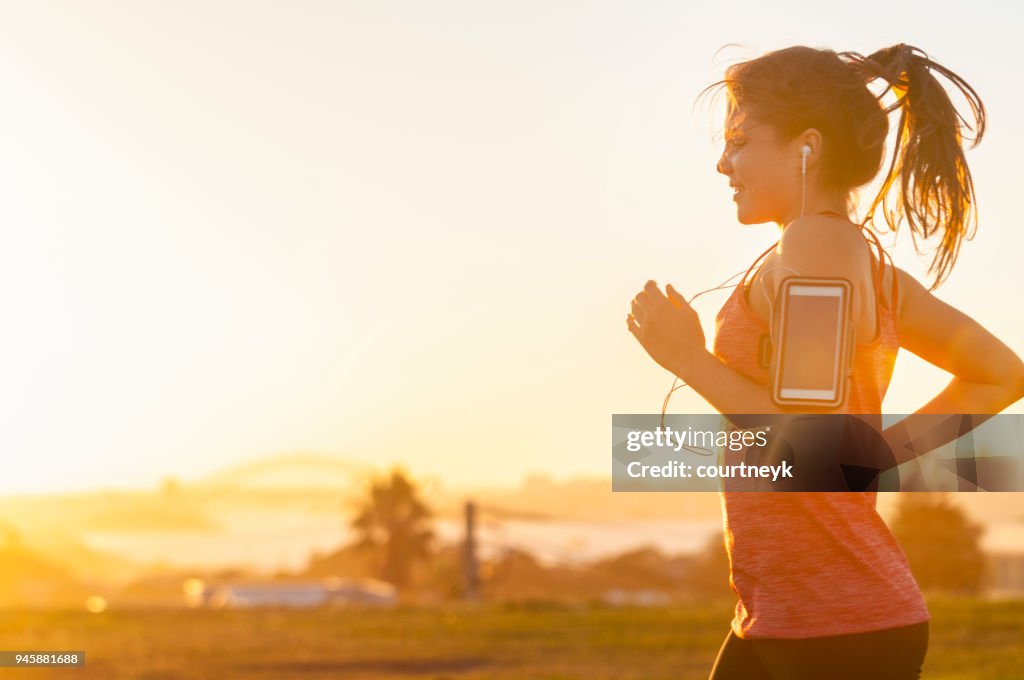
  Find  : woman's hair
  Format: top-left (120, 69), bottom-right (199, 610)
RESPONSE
top-left (699, 44), bottom-right (986, 289)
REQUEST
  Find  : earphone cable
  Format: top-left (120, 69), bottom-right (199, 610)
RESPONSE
top-left (659, 267), bottom-right (749, 432)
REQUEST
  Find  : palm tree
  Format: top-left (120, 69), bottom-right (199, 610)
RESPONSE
top-left (348, 467), bottom-right (435, 589)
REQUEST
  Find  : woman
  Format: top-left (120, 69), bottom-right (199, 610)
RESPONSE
top-left (626, 44), bottom-right (1024, 679)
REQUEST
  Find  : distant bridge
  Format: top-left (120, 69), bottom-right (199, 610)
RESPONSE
top-left (194, 452), bottom-right (376, 492)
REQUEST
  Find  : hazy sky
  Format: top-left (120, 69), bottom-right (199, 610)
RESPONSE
top-left (2, 1), bottom-right (1023, 493)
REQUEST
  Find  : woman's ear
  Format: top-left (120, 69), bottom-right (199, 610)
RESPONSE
top-left (798, 128), bottom-right (824, 162)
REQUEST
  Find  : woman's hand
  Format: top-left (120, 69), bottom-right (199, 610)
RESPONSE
top-left (626, 280), bottom-right (708, 378)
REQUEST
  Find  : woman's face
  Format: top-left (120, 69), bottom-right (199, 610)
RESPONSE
top-left (716, 107), bottom-right (802, 225)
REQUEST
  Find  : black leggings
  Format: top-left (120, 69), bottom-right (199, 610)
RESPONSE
top-left (709, 621), bottom-right (929, 680)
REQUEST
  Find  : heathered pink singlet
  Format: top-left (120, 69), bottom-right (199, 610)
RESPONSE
top-left (711, 217), bottom-right (931, 639)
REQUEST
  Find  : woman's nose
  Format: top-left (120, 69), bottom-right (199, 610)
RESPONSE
top-left (716, 150), bottom-right (731, 175)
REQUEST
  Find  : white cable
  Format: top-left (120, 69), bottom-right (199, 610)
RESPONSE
top-left (800, 154), bottom-right (807, 217)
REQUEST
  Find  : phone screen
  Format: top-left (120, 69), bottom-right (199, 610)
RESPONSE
top-left (777, 285), bottom-right (845, 401)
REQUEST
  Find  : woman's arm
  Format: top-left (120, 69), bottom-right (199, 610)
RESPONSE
top-left (881, 269), bottom-right (1024, 464)
top-left (675, 348), bottom-right (794, 415)
top-left (896, 268), bottom-right (1024, 411)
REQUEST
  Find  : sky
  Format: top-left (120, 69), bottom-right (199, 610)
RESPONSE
top-left (2, 1), bottom-right (1023, 494)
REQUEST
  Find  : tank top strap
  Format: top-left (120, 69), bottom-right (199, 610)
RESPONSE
top-left (739, 240), bottom-right (779, 293)
top-left (852, 222), bottom-right (900, 314)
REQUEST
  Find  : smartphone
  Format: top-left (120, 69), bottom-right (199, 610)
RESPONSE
top-left (770, 277), bottom-right (855, 408)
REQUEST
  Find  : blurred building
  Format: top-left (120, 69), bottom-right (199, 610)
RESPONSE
top-left (190, 576), bottom-right (397, 609)
top-left (602, 588), bottom-right (673, 607)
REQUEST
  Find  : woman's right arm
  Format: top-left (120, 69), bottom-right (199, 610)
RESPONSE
top-left (883, 268), bottom-right (1024, 465)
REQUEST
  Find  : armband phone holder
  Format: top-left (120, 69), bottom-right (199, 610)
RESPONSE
top-left (769, 277), bottom-right (855, 408)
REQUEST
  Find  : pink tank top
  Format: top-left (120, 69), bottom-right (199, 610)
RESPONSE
top-left (711, 220), bottom-right (931, 639)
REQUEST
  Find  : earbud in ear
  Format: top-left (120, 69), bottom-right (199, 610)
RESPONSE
top-left (801, 145), bottom-right (811, 156)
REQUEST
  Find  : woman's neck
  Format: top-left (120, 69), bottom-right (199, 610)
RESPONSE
top-left (778, 193), bottom-right (851, 229)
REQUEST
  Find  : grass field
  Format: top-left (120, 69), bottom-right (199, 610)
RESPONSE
top-left (0, 596), bottom-right (1019, 679)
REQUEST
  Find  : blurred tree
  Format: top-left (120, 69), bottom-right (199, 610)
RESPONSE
top-left (349, 467), bottom-right (435, 589)
top-left (889, 492), bottom-right (987, 595)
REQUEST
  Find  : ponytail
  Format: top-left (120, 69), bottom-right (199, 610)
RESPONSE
top-left (841, 44), bottom-right (986, 289)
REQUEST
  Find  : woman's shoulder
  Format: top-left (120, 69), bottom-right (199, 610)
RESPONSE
top-left (773, 215), bottom-right (877, 288)
top-left (776, 215), bottom-right (893, 342)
